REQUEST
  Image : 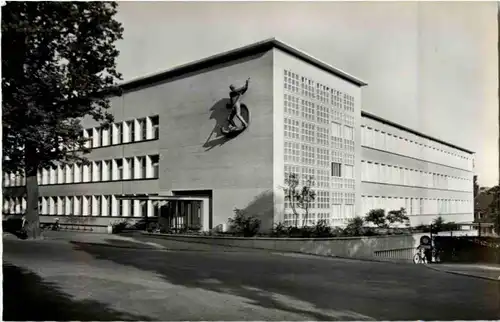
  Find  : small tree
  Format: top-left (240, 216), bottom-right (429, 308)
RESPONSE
top-left (344, 216), bottom-right (364, 236)
top-left (364, 209), bottom-right (387, 228)
top-left (432, 216), bottom-right (445, 233)
top-left (283, 173), bottom-right (316, 227)
top-left (298, 176), bottom-right (316, 227)
top-left (386, 208), bottom-right (410, 227)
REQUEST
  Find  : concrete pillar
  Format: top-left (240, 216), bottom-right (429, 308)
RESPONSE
top-left (111, 196), bottom-right (118, 217)
top-left (82, 196), bottom-right (89, 216)
top-left (134, 119), bottom-right (141, 142)
top-left (92, 128), bottom-right (99, 148)
top-left (122, 199), bottom-right (130, 217)
top-left (102, 128), bottom-right (110, 146)
top-left (122, 121), bottom-right (130, 143)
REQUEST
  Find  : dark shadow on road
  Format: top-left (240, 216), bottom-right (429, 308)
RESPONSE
top-left (2, 263), bottom-right (152, 321)
top-left (71, 243), bottom-right (500, 321)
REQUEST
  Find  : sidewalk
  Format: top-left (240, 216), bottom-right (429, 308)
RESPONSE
top-left (427, 263), bottom-right (500, 282)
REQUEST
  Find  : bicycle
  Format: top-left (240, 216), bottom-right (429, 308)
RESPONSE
top-left (413, 247), bottom-right (428, 264)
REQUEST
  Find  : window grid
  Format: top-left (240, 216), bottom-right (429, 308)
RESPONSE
top-left (301, 122), bottom-right (315, 143)
top-left (284, 94), bottom-right (300, 117)
top-left (316, 126), bottom-right (329, 146)
top-left (301, 144), bottom-right (315, 166)
top-left (284, 141), bottom-right (301, 164)
top-left (316, 104), bottom-right (330, 124)
top-left (301, 99), bottom-right (315, 121)
top-left (301, 76), bottom-right (315, 98)
top-left (284, 70), bottom-right (300, 93)
top-left (284, 118), bottom-right (300, 140)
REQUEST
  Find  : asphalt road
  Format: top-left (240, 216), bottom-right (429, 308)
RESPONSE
top-left (3, 238), bottom-right (500, 321)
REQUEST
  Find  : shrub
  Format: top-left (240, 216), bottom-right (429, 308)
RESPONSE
top-left (313, 219), bottom-right (332, 237)
top-left (271, 222), bottom-right (288, 237)
top-left (111, 220), bottom-right (129, 234)
top-left (228, 208), bottom-right (261, 237)
top-left (343, 216), bottom-right (365, 236)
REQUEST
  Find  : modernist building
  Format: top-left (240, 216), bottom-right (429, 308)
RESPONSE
top-left (2, 38), bottom-right (475, 231)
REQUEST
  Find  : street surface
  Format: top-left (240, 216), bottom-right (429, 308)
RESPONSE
top-left (3, 236), bottom-right (500, 321)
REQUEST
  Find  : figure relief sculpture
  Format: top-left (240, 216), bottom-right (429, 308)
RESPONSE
top-left (222, 78), bottom-right (250, 135)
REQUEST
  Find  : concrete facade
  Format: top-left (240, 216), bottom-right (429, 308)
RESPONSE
top-left (2, 38), bottom-right (474, 231)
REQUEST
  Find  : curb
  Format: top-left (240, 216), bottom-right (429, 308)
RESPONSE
top-left (68, 240), bottom-right (260, 253)
top-left (69, 240), bottom-right (167, 251)
top-left (425, 265), bottom-right (500, 282)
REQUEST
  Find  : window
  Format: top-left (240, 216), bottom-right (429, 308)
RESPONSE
top-left (116, 159), bottom-right (123, 180)
top-left (126, 157), bottom-right (134, 179)
top-left (344, 125), bottom-right (354, 141)
top-left (103, 160), bottom-right (111, 181)
top-left (127, 121), bottom-right (134, 142)
top-left (86, 129), bottom-right (93, 148)
top-left (151, 155), bottom-right (159, 178)
top-left (115, 123), bottom-right (122, 145)
top-left (344, 165), bottom-right (354, 179)
top-left (331, 122), bottom-right (342, 138)
top-left (151, 116), bottom-right (159, 139)
top-left (138, 118), bottom-right (147, 141)
top-left (137, 156), bottom-right (147, 179)
top-left (331, 162), bottom-right (341, 177)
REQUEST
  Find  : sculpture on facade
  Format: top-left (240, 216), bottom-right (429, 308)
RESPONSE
top-left (221, 78), bottom-right (250, 136)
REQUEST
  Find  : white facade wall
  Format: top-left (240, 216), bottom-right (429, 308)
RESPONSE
top-left (273, 48), bottom-right (363, 227)
top-left (360, 115), bottom-right (474, 226)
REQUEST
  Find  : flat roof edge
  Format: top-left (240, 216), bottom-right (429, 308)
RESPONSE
top-left (271, 38), bottom-right (367, 86)
top-left (118, 37), bottom-right (367, 91)
top-left (361, 111), bottom-right (475, 154)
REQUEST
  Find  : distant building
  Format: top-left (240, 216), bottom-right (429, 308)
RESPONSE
top-left (2, 38), bottom-right (475, 232)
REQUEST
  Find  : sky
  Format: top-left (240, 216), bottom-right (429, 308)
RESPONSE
top-left (114, 1), bottom-right (499, 187)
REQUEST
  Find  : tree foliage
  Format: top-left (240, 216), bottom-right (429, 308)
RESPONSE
top-left (386, 208), bottom-right (410, 226)
top-left (2, 1), bottom-right (123, 171)
top-left (364, 209), bottom-right (387, 228)
top-left (2, 2), bottom-right (123, 238)
top-left (283, 173), bottom-right (316, 227)
top-left (486, 185), bottom-right (500, 233)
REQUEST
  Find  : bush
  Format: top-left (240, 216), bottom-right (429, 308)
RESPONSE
top-left (228, 208), bottom-right (261, 237)
top-left (313, 219), bottom-right (332, 237)
top-left (111, 220), bottom-right (129, 234)
top-left (271, 222), bottom-right (288, 237)
top-left (343, 216), bottom-right (365, 236)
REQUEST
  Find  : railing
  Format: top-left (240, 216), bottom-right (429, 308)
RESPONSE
top-left (373, 247), bottom-right (417, 262)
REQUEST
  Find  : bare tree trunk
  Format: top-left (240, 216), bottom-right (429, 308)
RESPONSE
top-left (24, 148), bottom-right (41, 239)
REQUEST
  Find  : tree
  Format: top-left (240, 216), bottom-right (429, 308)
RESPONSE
top-left (386, 208), bottom-right (410, 227)
top-left (486, 185), bottom-right (500, 234)
top-left (2, 2), bottom-right (124, 239)
top-left (364, 209), bottom-right (387, 228)
top-left (283, 173), bottom-right (316, 227)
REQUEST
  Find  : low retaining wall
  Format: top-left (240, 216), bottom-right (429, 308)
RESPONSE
top-left (143, 232), bottom-right (427, 263)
